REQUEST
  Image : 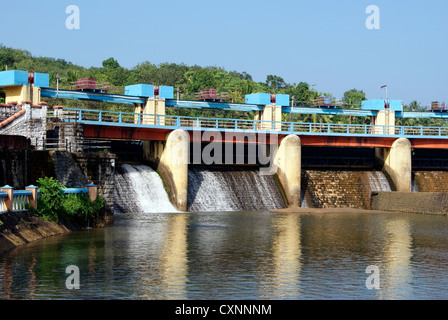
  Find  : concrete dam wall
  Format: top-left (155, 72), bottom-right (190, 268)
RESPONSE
top-left (302, 170), bottom-right (392, 209)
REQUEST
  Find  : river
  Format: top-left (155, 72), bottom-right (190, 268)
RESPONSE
top-left (1, 209), bottom-right (448, 300)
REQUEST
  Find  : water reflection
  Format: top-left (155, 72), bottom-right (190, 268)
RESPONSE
top-left (159, 214), bottom-right (189, 299)
top-left (1, 211), bottom-right (448, 300)
top-left (380, 218), bottom-right (413, 299)
top-left (258, 213), bottom-right (302, 299)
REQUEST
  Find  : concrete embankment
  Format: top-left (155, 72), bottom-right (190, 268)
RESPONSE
top-left (371, 192), bottom-right (448, 216)
top-left (0, 211), bottom-right (83, 254)
top-left (271, 207), bottom-right (393, 215)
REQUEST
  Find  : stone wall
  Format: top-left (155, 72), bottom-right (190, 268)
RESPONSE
top-left (46, 120), bottom-right (84, 153)
top-left (0, 148), bottom-right (27, 189)
top-left (302, 170), bottom-right (391, 209)
top-left (413, 171), bottom-right (448, 193)
top-left (371, 192), bottom-right (448, 216)
top-left (72, 152), bottom-right (116, 223)
top-left (0, 104), bottom-right (22, 121)
top-left (0, 102), bottom-right (47, 150)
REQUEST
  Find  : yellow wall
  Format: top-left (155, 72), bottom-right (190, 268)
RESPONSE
top-left (5, 85), bottom-right (31, 103)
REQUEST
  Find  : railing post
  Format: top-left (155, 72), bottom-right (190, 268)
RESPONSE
top-left (26, 185), bottom-right (38, 210)
top-left (78, 110), bottom-right (82, 122)
top-left (235, 120), bottom-right (238, 130)
top-left (1, 186), bottom-right (13, 212)
top-left (85, 184), bottom-right (98, 202)
top-left (119, 112), bottom-right (122, 124)
top-left (98, 111), bottom-right (102, 122)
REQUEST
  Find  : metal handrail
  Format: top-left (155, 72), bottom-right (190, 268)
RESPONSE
top-left (61, 188), bottom-right (89, 194)
top-left (61, 108), bottom-right (448, 139)
top-left (12, 190), bottom-right (32, 212)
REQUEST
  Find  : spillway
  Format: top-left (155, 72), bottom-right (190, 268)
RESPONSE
top-left (187, 167), bottom-right (287, 212)
top-left (114, 164), bottom-right (179, 214)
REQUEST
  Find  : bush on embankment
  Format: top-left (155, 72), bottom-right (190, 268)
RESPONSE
top-left (32, 177), bottom-right (105, 224)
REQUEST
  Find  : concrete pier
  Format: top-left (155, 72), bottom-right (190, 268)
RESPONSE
top-left (142, 99), bottom-right (166, 126)
top-left (274, 135), bottom-right (301, 207)
top-left (144, 129), bottom-right (189, 211)
top-left (376, 138), bottom-right (412, 192)
top-left (254, 105), bottom-right (282, 131)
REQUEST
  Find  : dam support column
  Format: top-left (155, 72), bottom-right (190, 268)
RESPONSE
top-left (134, 103), bottom-right (143, 124)
top-left (142, 98), bottom-right (166, 126)
top-left (376, 138), bottom-right (412, 192)
top-left (254, 105), bottom-right (282, 131)
top-left (372, 110), bottom-right (396, 135)
top-left (274, 135), bottom-right (301, 207)
top-left (143, 129), bottom-right (189, 211)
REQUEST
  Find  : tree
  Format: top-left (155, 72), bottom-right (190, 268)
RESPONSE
top-left (100, 58), bottom-right (130, 86)
top-left (342, 89), bottom-right (366, 107)
top-left (283, 82), bottom-right (313, 105)
top-left (102, 57), bottom-right (120, 69)
top-left (182, 68), bottom-right (216, 94)
top-left (67, 70), bottom-right (80, 83)
top-left (407, 100), bottom-right (422, 111)
top-left (0, 46), bottom-right (16, 69)
top-left (266, 75), bottom-right (286, 92)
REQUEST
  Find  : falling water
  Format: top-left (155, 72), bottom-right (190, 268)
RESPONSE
top-left (367, 171), bottom-right (392, 193)
top-left (187, 167), bottom-right (286, 212)
top-left (114, 164), bottom-right (178, 214)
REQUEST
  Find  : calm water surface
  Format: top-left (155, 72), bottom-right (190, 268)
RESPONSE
top-left (1, 210), bottom-right (448, 300)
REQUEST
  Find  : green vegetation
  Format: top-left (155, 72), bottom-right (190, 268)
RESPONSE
top-left (34, 177), bottom-right (104, 223)
top-left (0, 45), bottom-right (444, 127)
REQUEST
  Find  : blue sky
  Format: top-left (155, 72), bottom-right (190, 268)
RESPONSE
top-left (1, 0), bottom-right (447, 105)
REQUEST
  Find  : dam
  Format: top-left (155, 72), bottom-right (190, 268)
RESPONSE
top-left (3, 71), bottom-right (448, 301)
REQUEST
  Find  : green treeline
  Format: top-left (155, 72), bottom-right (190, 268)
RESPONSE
top-left (0, 45), bottom-right (445, 126)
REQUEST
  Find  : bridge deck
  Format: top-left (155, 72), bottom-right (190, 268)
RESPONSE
top-left (63, 108), bottom-right (448, 149)
top-left (41, 88), bottom-right (448, 119)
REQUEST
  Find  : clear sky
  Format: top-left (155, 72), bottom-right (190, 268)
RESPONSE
top-left (1, 0), bottom-right (447, 105)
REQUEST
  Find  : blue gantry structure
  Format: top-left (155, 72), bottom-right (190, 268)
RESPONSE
top-left (0, 69), bottom-right (447, 121)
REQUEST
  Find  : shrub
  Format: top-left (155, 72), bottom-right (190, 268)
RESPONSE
top-left (35, 177), bottom-right (65, 222)
top-left (62, 193), bottom-right (105, 222)
top-left (34, 177), bottom-right (105, 223)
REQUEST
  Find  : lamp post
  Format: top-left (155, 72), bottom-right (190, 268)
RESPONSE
top-left (381, 85), bottom-right (389, 108)
top-left (176, 87), bottom-right (180, 116)
top-left (56, 74), bottom-right (60, 100)
top-left (290, 96), bottom-right (295, 122)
